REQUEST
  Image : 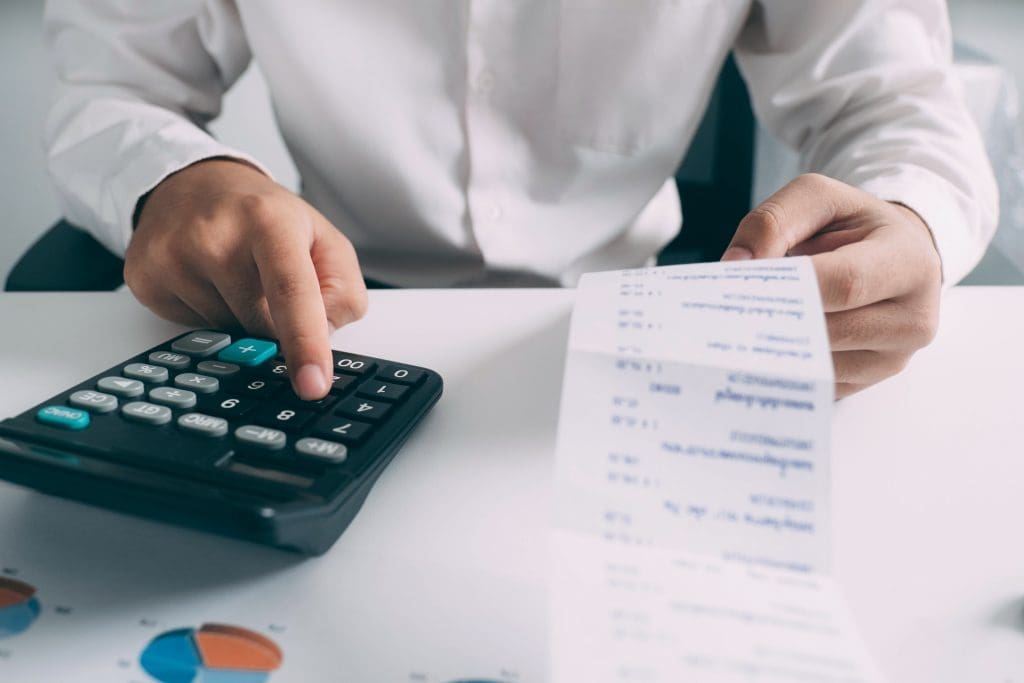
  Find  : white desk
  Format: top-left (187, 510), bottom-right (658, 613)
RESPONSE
top-left (0, 288), bottom-right (1020, 682)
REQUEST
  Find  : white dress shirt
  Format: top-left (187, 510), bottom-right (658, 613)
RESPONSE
top-left (43, 0), bottom-right (998, 287)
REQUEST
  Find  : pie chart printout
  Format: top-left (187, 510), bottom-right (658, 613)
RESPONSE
top-left (140, 623), bottom-right (283, 683)
top-left (0, 577), bottom-right (40, 639)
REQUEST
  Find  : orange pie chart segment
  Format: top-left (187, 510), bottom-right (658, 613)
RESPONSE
top-left (195, 624), bottom-right (284, 671)
top-left (0, 578), bottom-right (36, 609)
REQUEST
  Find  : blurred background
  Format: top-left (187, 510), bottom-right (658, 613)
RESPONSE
top-left (2, 0), bottom-right (1023, 286)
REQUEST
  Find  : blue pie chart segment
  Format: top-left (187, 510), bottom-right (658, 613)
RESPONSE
top-left (0, 577), bottom-right (41, 640)
top-left (139, 629), bottom-right (204, 683)
top-left (140, 624), bottom-right (279, 683)
top-left (0, 597), bottom-right (41, 639)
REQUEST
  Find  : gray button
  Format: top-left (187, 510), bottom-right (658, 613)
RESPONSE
top-left (196, 360), bottom-right (240, 377)
top-left (235, 425), bottom-right (286, 450)
top-left (122, 401), bottom-right (172, 425)
top-left (174, 373), bottom-right (220, 394)
top-left (149, 387), bottom-right (197, 409)
top-left (171, 331), bottom-right (231, 357)
top-left (178, 412), bottom-right (228, 437)
top-left (123, 363), bottom-right (169, 384)
top-left (295, 437), bottom-right (348, 464)
top-left (148, 351), bottom-right (191, 370)
top-left (97, 376), bottom-right (145, 398)
top-left (69, 390), bottom-right (118, 414)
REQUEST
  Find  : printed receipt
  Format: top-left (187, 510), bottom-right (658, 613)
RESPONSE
top-left (551, 258), bottom-right (883, 682)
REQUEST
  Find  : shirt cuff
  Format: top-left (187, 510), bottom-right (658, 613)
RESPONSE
top-left (103, 121), bottom-right (274, 257)
top-left (855, 166), bottom-right (990, 287)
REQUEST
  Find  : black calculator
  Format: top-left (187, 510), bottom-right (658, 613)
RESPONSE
top-left (0, 330), bottom-right (442, 554)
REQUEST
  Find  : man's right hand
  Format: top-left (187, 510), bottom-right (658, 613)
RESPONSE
top-left (125, 158), bottom-right (368, 401)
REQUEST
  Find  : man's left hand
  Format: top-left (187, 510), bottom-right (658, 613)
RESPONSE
top-left (722, 173), bottom-right (942, 399)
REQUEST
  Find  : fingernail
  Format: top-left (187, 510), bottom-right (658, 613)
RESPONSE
top-left (295, 364), bottom-right (328, 400)
top-left (722, 246), bottom-right (753, 261)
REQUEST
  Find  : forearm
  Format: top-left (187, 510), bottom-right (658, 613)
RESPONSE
top-left (736, 0), bottom-right (999, 285)
top-left (43, 0), bottom-right (262, 256)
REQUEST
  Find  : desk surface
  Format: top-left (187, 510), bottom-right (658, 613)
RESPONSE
top-left (0, 288), bottom-right (1021, 681)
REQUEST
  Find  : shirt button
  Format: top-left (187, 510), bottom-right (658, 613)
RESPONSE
top-left (489, 203), bottom-right (504, 221)
top-left (473, 69), bottom-right (495, 94)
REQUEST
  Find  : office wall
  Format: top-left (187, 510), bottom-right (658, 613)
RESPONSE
top-left (1, 0), bottom-right (1023, 285)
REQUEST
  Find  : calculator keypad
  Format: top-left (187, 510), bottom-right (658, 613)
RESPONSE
top-left (26, 330), bottom-right (440, 485)
top-left (4, 328), bottom-right (443, 554)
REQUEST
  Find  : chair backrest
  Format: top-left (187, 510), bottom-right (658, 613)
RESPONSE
top-left (4, 220), bottom-right (124, 291)
top-left (4, 56), bottom-right (755, 292)
top-left (660, 54), bottom-right (756, 265)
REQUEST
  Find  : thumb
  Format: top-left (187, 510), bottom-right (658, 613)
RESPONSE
top-left (722, 173), bottom-right (865, 261)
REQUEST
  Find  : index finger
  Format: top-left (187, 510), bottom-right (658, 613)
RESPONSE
top-left (252, 229), bottom-right (333, 400)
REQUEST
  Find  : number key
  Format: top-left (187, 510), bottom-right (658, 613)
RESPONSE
top-left (251, 406), bottom-right (315, 433)
top-left (283, 390), bottom-right (339, 412)
top-left (329, 373), bottom-right (358, 394)
top-left (235, 378), bottom-right (284, 399)
top-left (312, 416), bottom-right (372, 444)
top-left (263, 361), bottom-right (290, 379)
top-left (356, 380), bottom-right (408, 402)
top-left (333, 354), bottom-right (376, 376)
top-left (335, 397), bottom-right (390, 421)
top-left (202, 395), bottom-right (256, 418)
top-left (377, 364), bottom-right (425, 384)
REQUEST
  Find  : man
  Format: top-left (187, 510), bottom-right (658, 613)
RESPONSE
top-left (43, 1), bottom-right (998, 401)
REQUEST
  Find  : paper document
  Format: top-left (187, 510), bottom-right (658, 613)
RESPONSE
top-left (551, 258), bottom-right (882, 682)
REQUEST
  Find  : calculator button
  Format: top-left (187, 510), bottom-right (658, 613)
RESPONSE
top-left (196, 360), bottom-right (241, 377)
top-left (377, 364), bottom-right (425, 384)
top-left (123, 363), bottom-right (169, 384)
top-left (235, 425), bottom-right (287, 450)
top-left (235, 378), bottom-right (283, 398)
top-left (356, 380), bottom-right (408, 402)
top-left (283, 391), bottom-right (339, 412)
top-left (313, 416), bottom-right (372, 443)
top-left (218, 338), bottom-right (279, 366)
top-left (295, 437), bottom-right (348, 464)
top-left (36, 405), bottom-right (90, 430)
top-left (121, 401), bottom-right (172, 425)
top-left (263, 361), bottom-right (290, 378)
top-left (97, 376), bottom-right (145, 398)
top-left (202, 395), bottom-right (256, 418)
top-left (335, 397), bottom-right (390, 421)
top-left (329, 373), bottom-right (357, 393)
top-left (149, 387), bottom-right (198, 409)
top-left (171, 330), bottom-right (231, 357)
top-left (68, 390), bottom-right (118, 414)
top-left (177, 413), bottom-right (229, 437)
top-left (174, 373), bottom-right (220, 394)
top-left (251, 406), bottom-right (315, 433)
top-left (148, 351), bottom-right (191, 370)
top-left (333, 354), bottom-right (376, 376)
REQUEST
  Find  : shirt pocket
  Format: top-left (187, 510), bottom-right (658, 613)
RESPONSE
top-left (556, 0), bottom-right (736, 156)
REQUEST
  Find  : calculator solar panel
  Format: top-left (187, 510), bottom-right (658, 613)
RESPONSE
top-left (0, 330), bottom-right (443, 554)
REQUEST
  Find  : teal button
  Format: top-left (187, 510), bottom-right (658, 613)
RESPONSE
top-left (36, 406), bottom-right (90, 430)
top-left (217, 338), bottom-right (279, 366)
